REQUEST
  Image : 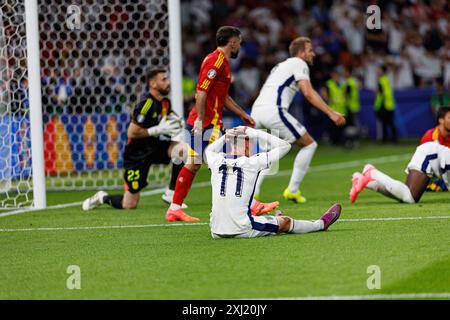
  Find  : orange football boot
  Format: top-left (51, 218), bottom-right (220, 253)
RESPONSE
top-left (251, 200), bottom-right (280, 216)
top-left (165, 209), bottom-right (200, 222)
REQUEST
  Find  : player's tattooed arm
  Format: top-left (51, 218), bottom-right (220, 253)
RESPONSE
top-left (224, 95), bottom-right (256, 127)
top-left (192, 91), bottom-right (207, 135)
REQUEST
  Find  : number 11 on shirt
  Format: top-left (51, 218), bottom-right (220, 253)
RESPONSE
top-left (219, 164), bottom-right (243, 197)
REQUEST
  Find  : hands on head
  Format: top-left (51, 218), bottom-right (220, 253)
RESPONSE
top-left (225, 126), bottom-right (248, 141)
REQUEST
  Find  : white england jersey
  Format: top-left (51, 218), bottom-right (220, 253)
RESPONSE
top-left (207, 153), bottom-right (271, 235)
top-left (205, 128), bottom-right (291, 236)
top-left (407, 141), bottom-right (450, 188)
top-left (253, 57), bottom-right (310, 110)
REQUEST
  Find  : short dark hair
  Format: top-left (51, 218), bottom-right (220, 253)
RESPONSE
top-left (437, 106), bottom-right (450, 121)
top-left (216, 26), bottom-right (241, 46)
top-left (289, 37), bottom-right (311, 57)
top-left (146, 68), bottom-right (166, 83)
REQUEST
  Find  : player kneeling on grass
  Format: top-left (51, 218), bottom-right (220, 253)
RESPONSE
top-left (350, 141), bottom-right (450, 204)
top-left (420, 106), bottom-right (450, 192)
top-left (205, 126), bottom-right (341, 239)
top-left (82, 68), bottom-right (187, 211)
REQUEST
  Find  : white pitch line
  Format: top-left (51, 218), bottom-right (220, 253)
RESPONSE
top-left (0, 222), bottom-right (209, 233)
top-left (338, 216), bottom-right (450, 222)
top-left (283, 153), bottom-right (412, 176)
top-left (0, 182), bottom-right (212, 218)
top-left (249, 292), bottom-right (450, 300)
top-left (0, 153), bottom-right (411, 218)
top-left (0, 215), bottom-right (449, 233)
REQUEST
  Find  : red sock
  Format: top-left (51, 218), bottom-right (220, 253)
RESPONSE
top-left (172, 167), bottom-right (196, 205)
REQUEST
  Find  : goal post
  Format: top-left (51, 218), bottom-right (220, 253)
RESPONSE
top-left (25, 0), bottom-right (46, 209)
top-left (0, 0), bottom-right (183, 209)
top-left (168, 0), bottom-right (183, 117)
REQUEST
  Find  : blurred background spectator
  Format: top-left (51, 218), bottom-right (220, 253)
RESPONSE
top-left (1, 0), bottom-right (449, 143)
top-left (181, 0), bottom-right (449, 102)
top-left (179, 0), bottom-right (449, 144)
top-left (430, 80), bottom-right (450, 115)
top-left (374, 65), bottom-right (398, 143)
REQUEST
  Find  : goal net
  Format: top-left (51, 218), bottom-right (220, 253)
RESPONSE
top-left (0, 0), bottom-right (180, 208)
top-left (0, 1), bottom-right (33, 208)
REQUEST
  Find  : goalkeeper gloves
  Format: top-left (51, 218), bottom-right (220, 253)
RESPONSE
top-left (166, 112), bottom-right (183, 124)
top-left (166, 112), bottom-right (184, 141)
top-left (147, 115), bottom-right (182, 137)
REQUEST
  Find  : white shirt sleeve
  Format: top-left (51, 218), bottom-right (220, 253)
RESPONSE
top-left (252, 152), bottom-right (270, 171)
top-left (293, 58), bottom-right (310, 82)
top-left (206, 152), bottom-right (224, 169)
top-left (205, 135), bottom-right (226, 169)
top-left (247, 127), bottom-right (291, 170)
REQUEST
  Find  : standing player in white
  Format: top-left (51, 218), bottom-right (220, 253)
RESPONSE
top-left (350, 141), bottom-right (450, 204)
top-left (205, 126), bottom-right (341, 239)
top-left (251, 37), bottom-right (346, 203)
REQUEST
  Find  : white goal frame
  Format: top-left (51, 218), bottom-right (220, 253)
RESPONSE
top-left (18, 0), bottom-right (183, 209)
top-left (25, 0), bottom-right (46, 209)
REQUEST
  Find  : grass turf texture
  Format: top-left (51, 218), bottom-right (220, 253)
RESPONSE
top-left (0, 141), bottom-right (449, 299)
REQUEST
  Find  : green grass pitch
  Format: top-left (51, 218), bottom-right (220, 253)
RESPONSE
top-left (0, 141), bottom-right (449, 299)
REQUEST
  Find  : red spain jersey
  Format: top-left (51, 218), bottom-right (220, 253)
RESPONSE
top-left (187, 49), bottom-right (231, 128)
top-left (420, 127), bottom-right (450, 148)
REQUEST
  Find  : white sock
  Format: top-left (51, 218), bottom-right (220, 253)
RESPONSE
top-left (288, 142), bottom-right (318, 193)
top-left (169, 203), bottom-right (181, 210)
top-left (366, 180), bottom-right (381, 191)
top-left (366, 180), bottom-right (396, 200)
top-left (370, 169), bottom-right (415, 203)
top-left (289, 219), bottom-right (324, 234)
top-left (367, 180), bottom-right (390, 195)
top-left (165, 188), bottom-right (174, 198)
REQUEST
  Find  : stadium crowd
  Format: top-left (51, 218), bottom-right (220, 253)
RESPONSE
top-left (181, 0), bottom-right (450, 108)
top-left (2, 0), bottom-right (449, 141)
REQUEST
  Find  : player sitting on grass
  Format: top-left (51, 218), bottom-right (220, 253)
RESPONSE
top-left (165, 26), bottom-right (278, 223)
top-left (205, 126), bottom-right (341, 239)
top-left (350, 141), bottom-right (450, 204)
top-left (82, 68), bottom-right (186, 211)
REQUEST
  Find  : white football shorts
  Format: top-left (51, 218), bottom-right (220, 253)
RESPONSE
top-left (405, 143), bottom-right (441, 178)
top-left (211, 215), bottom-right (280, 239)
top-left (251, 105), bottom-right (307, 143)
